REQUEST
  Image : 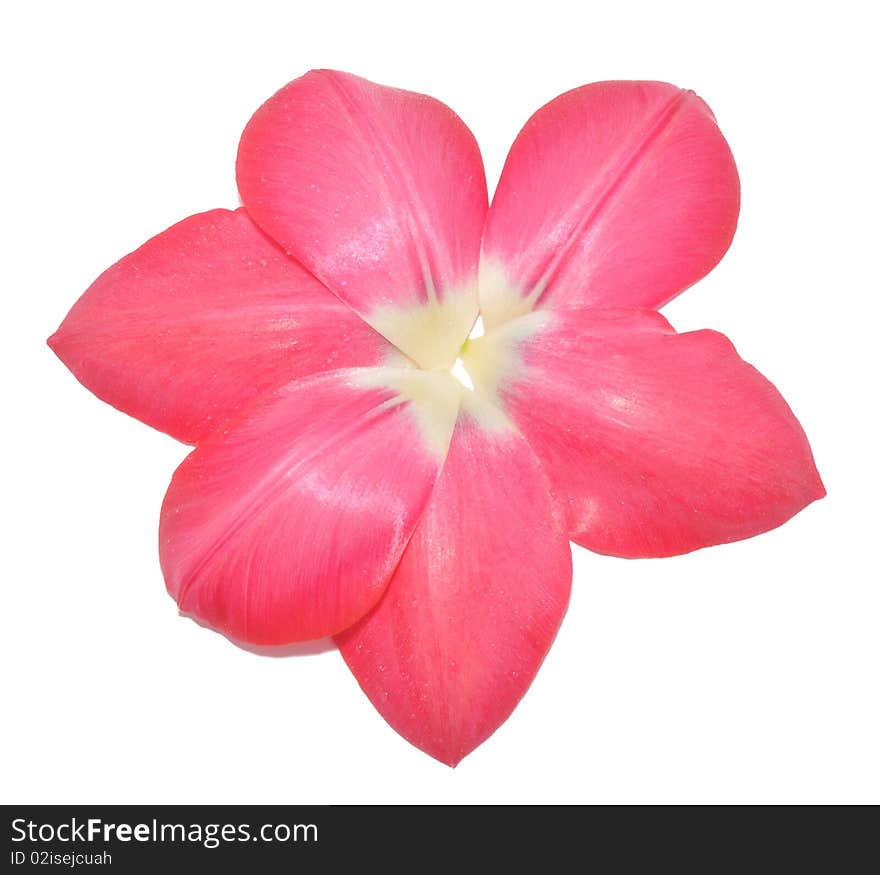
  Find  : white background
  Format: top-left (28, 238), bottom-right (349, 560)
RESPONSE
top-left (3, 0), bottom-right (877, 803)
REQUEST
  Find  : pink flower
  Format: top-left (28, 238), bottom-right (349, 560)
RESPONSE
top-left (49, 71), bottom-right (823, 766)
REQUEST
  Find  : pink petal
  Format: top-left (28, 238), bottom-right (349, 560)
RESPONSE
top-left (160, 367), bottom-right (462, 645)
top-left (337, 396), bottom-right (572, 766)
top-left (236, 70), bottom-right (488, 368)
top-left (48, 208), bottom-right (392, 445)
top-left (479, 81), bottom-right (740, 327)
top-left (463, 309), bottom-right (824, 558)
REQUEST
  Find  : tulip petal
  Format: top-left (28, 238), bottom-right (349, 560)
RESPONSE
top-left (480, 81), bottom-right (740, 328)
top-left (49, 208), bottom-right (393, 444)
top-left (237, 70), bottom-right (488, 368)
top-left (338, 395), bottom-right (572, 766)
top-left (160, 367), bottom-right (462, 645)
top-left (463, 309), bottom-right (824, 558)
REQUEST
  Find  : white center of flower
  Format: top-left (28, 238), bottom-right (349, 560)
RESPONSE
top-left (447, 315), bottom-right (486, 389)
top-left (369, 287), bottom-right (479, 371)
top-left (363, 286), bottom-right (548, 451)
top-left (450, 356), bottom-right (474, 390)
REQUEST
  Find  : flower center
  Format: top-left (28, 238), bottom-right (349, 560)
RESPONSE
top-left (447, 315), bottom-right (483, 390)
top-left (367, 310), bottom-right (533, 455)
top-left (449, 356), bottom-right (474, 390)
top-left (459, 310), bottom-right (549, 401)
